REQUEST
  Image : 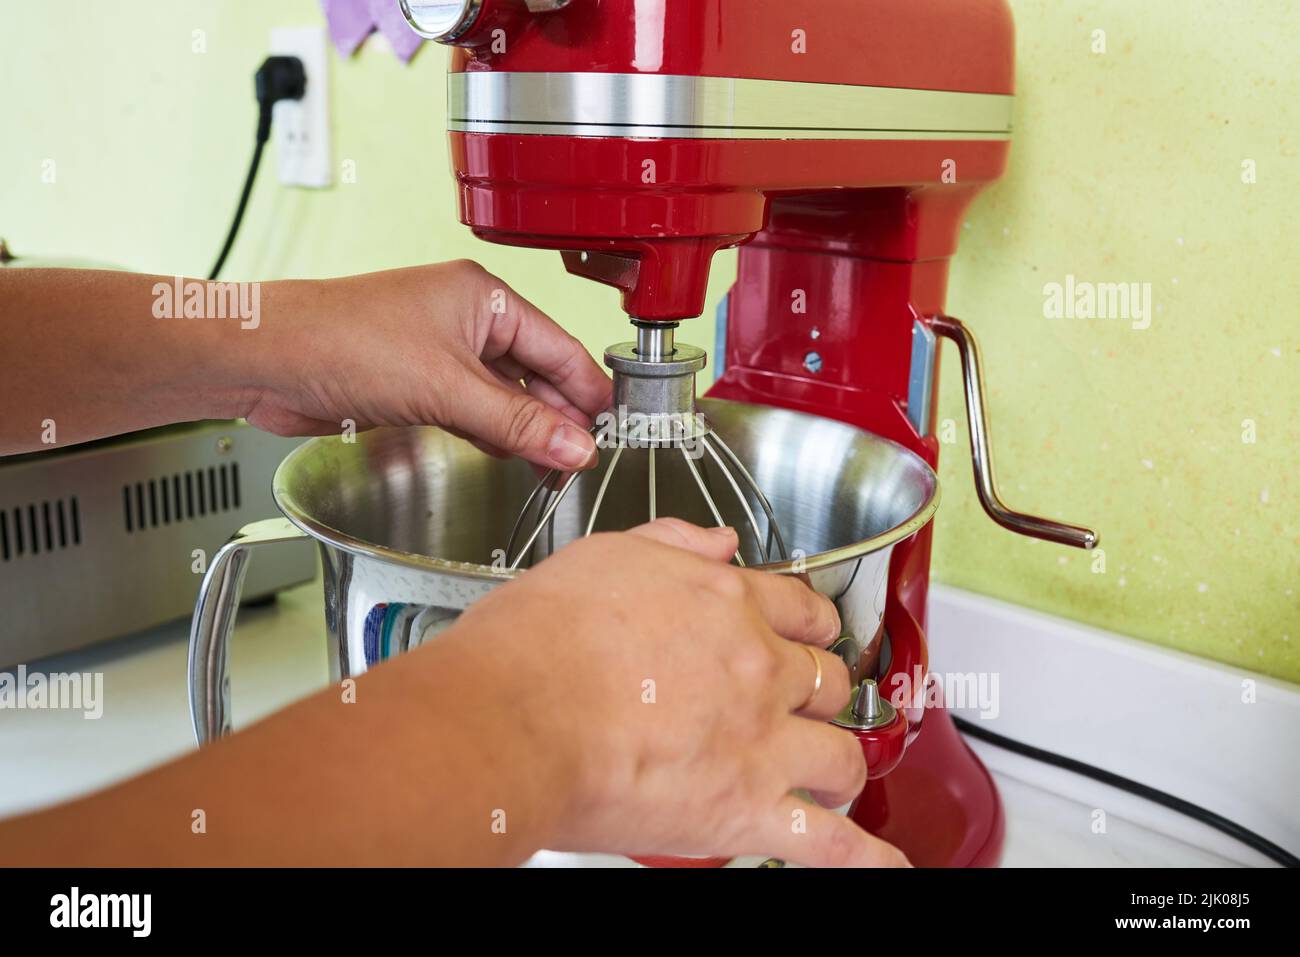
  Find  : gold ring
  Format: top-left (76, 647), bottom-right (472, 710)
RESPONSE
top-left (798, 645), bottom-right (823, 711)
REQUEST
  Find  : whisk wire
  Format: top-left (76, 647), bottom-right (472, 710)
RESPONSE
top-left (509, 468), bottom-right (581, 569)
top-left (504, 467), bottom-right (557, 566)
top-left (681, 443), bottom-right (745, 567)
top-left (700, 433), bottom-right (770, 562)
top-left (584, 443), bottom-right (625, 536)
top-left (706, 430), bottom-right (789, 561)
top-left (648, 445), bottom-right (657, 521)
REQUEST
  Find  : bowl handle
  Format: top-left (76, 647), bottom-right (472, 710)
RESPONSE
top-left (188, 517), bottom-right (309, 746)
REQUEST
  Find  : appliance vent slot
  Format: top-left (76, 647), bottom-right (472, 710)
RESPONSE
top-left (122, 463), bottom-right (242, 533)
top-left (0, 497), bottom-right (82, 562)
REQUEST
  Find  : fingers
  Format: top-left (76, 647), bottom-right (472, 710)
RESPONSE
top-left (772, 721), bottom-right (867, 808)
top-left (501, 366), bottom-right (590, 426)
top-left (740, 571), bottom-right (841, 646)
top-left (756, 796), bottom-right (911, 868)
top-left (473, 277), bottom-right (613, 420)
top-left (475, 365), bottom-right (590, 479)
top-left (445, 370), bottom-right (599, 472)
top-left (626, 519), bottom-right (739, 562)
top-left (487, 357), bottom-right (593, 429)
top-left (775, 642), bottom-right (852, 720)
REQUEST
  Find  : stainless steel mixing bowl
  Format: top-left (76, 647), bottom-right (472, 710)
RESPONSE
top-left (188, 398), bottom-right (939, 744)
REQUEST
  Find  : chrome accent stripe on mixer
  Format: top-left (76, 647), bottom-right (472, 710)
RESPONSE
top-left (448, 71), bottom-right (1014, 140)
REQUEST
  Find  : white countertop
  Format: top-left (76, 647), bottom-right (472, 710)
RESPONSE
top-left (0, 575), bottom-right (1262, 867)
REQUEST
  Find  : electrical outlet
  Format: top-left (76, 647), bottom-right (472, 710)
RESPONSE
top-left (270, 25), bottom-right (331, 188)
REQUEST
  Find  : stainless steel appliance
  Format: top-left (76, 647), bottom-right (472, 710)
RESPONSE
top-left (0, 422), bottom-right (317, 667)
top-left (0, 241), bottom-right (316, 666)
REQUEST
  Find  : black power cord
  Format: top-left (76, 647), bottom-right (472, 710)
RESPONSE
top-left (208, 56), bottom-right (307, 281)
top-left (951, 714), bottom-right (1299, 868)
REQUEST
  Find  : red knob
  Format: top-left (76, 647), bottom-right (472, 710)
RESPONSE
top-left (847, 712), bottom-right (907, 779)
top-left (833, 680), bottom-right (908, 779)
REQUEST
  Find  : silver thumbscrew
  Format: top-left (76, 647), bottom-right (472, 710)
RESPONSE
top-left (832, 678), bottom-right (898, 731)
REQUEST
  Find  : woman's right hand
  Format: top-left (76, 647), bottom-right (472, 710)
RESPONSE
top-left (0, 517), bottom-right (910, 868)
top-left (436, 518), bottom-right (910, 868)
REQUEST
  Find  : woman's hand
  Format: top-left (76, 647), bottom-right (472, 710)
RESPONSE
top-left (0, 520), bottom-right (908, 868)
top-left (249, 261), bottom-right (612, 471)
top-left (427, 519), bottom-right (911, 868)
top-left (0, 262), bottom-right (610, 459)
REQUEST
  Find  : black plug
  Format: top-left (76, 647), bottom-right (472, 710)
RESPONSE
top-left (254, 55), bottom-right (307, 142)
top-left (208, 55), bottom-right (307, 280)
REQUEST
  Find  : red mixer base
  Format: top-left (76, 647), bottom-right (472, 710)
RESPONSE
top-left (633, 706), bottom-right (1001, 869)
top-left (854, 705), bottom-right (1004, 868)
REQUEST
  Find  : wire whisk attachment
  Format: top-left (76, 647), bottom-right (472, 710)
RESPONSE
top-left (501, 419), bottom-right (788, 570)
top-left (501, 326), bottom-right (788, 570)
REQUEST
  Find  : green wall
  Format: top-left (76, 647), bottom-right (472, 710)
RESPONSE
top-left (2, 1), bottom-right (1296, 681)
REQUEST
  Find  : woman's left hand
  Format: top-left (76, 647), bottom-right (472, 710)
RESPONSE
top-left (247, 261), bottom-right (612, 471)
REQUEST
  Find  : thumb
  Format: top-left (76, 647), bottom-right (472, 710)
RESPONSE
top-left (627, 518), bottom-right (739, 563)
top-left (449, 373), bottom-right (598, 471)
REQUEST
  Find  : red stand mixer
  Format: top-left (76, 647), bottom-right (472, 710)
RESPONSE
top-left (402, 0), bottom-right (1097, 867)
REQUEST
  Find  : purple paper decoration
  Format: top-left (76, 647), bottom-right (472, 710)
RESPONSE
top-left (321, 0), bottom-right (425, 62)
top-left (369, 0), bottom-right (425, 62)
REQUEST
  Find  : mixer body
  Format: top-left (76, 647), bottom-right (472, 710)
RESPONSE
top-left (406, 0), bottom-right (1092, 866)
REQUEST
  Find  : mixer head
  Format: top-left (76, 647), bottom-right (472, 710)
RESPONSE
top-left (504, 324), bottom-right (788, 569)
top-left (420, 0), bottom-right (1017, 323)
